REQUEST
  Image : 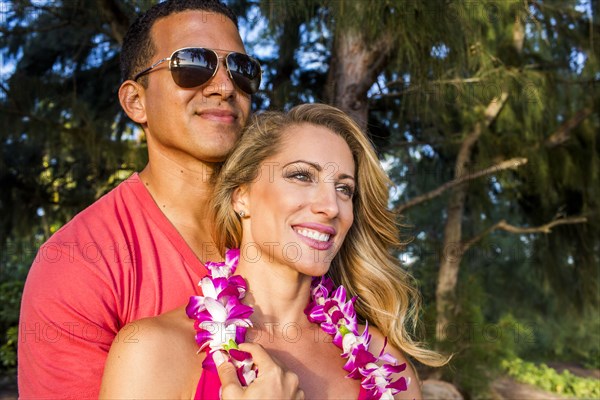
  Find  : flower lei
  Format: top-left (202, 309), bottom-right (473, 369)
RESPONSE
top-left (186, 249), bottom-right (409, 399)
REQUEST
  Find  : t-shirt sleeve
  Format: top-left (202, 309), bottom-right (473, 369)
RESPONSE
top-left (18, 243), bottom-right (120, 399)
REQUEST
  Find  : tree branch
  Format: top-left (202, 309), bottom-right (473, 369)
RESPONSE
top-left (544, 108), bottom-right (593, 148)
top-left (369, 77), bottom-right (484, 100)
top-left (395, 157), bottom-right (527, 214)
top-left (394, 93), bottom-right (510, 214)
top-left (453, 91), bottom-right (509, 179)
top-left (482, 91), bottom-right (509, 127)
top-left (96, 0), bottom-right (131, 45)
top-left (0, 82), bottom-right (9, 96)
top-left (0, 22), bottom-right (71, 35)
top-left (461, 216), bottom-right (588, 252)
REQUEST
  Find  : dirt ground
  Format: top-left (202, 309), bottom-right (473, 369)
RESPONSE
top-left (491, 376), bottom-right (572, 400)
top-left (423, 362), bottom-right (599, 400)
top-left (547, 362), bottom-right (600, 380)
top-left (477, 362), bottom-right (599, 400)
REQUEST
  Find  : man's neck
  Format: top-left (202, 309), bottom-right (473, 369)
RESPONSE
top-left (139, 159), bottom-right (221, 262)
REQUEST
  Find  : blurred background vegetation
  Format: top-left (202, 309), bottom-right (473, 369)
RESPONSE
top-left (1, 0), bottom-right (598, 398)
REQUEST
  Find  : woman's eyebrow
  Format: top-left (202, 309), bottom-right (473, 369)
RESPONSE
top-left (283, 160), bottom-right (355, 181)
top-left (282, 160), bottom-right (322, 171)
top-left (338, 173), bottom-right (355, 181)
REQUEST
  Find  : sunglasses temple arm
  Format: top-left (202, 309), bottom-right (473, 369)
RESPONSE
top-left (134, 56), bottom-right (171, 81)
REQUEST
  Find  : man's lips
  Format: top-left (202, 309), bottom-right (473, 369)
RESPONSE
top-left (197, 108), bottom-right (237, 123)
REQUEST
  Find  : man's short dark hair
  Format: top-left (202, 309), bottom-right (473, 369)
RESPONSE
top-left (120, 0), bottom-right (238, 84)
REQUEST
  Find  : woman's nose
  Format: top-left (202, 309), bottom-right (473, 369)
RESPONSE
top-left (310, 184), bottom-right (340, 218)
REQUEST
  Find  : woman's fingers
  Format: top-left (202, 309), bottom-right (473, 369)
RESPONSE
top-left (237, 342), bottom-right (279, 369)
top-left (223, 342), bottom-right (302, 399)
top-left (215, 351), bottom-right (245, 397)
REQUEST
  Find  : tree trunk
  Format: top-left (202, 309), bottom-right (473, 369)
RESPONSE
top-left (435, 184), bottom-right (467, 341)
top-left (435, 93), bottom-right (508, 341)
top-left (97, 0), bottom-right (131, 45)
top-left (326, 30), bottom-right (393, 131)
top-left (270, 15), bottom-right (302, 110)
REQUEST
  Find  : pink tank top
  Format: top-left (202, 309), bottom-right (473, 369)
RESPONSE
top-left (194, 367), bottom-right (370, 399)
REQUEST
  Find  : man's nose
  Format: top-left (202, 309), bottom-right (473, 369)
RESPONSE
top-left (202, 57), bottom-right (236, 98)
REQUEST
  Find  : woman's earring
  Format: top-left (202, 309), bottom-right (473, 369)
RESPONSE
top-left (238, 211), bottom-right (246, 218)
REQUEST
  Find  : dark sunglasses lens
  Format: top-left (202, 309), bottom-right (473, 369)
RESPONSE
top-left (170, 48), bottom-right (218, 88)
top-left (227, 53), bottom-right (261, 94)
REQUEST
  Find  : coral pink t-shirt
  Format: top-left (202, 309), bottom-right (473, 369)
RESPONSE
top-left (18, 173), bottom-right (207, 399)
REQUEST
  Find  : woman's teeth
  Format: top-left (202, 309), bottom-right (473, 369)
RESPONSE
top-left (296, 228), bottom-right (330, 242)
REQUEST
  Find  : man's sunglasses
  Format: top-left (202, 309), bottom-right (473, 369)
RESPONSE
top-left (133, 47), bottom-right (262, 95)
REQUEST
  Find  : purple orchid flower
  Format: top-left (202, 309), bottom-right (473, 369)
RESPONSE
top-left (185, 295), bottom-right (207, 319)
top-left (304, 276), bottom-right (336, 319)
top-left (229, 348), bottom-right (258, 386)
top-left (317, 286), bottom-right (359, 346)
top-left (359, 361), bottom-right (409, 399)
top-left (310, 276), bottom-right (335, 302)
top-left (341, 322), bottom-right (375, 377)
top-left (191, 297), bottom-right (252, 351)
top-left (205, 248), bottom-right (240, 278)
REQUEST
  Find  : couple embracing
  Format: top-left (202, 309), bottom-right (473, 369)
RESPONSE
top-left (19, 1), bottom-right (446, 399)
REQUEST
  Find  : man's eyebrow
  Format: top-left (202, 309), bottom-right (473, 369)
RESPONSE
top-left (283, 160), bottom-right (356, 181)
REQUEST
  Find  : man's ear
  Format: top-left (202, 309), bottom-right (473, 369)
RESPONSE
top-left (118, 80), bottom-right (147, 124)
top-left (232, 185), bottom-right (250, 215)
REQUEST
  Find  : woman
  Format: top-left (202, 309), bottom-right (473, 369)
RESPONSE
top-left (100, 104), bottom-right (447, 399)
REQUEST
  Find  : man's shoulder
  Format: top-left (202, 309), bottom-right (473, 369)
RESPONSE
top-left (47, 174), bottom-right (143, 241)
top-left (36, 174), bottom-right (150, 263)
top-left (72, 173), bottom-right (143, 220)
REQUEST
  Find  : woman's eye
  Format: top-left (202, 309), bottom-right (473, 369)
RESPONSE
top-left (286, 170), bottom-right (312, 182)
top-left (336, 184), bottom-right (354, 198)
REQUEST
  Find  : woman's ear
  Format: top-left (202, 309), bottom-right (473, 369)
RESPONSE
top-left (232, 185), bottom-right (250, 216)
top-left (118, 81), bottom-right (147, 124)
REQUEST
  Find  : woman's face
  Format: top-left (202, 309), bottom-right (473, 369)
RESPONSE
top-left (236, 123), bottom-right (356, 277)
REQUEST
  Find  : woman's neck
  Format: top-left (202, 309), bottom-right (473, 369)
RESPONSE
top-left (235, 260), bottom-right (314, 328)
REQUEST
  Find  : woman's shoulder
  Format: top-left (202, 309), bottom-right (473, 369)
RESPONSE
top-left (361, 324), bottom-right (423, 400)
top-left (100, 307), bottom-right (203, 398)
top-left (111, 307), bottom-right (193, 354)
top-left (363, 325), bottom-right (406, 362)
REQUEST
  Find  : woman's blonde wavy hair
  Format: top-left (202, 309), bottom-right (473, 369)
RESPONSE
top-left (213, 103), bottom-right (447, 367)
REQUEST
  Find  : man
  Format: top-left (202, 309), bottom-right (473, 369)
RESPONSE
top-left (18, 1), bottom-right (263, 397)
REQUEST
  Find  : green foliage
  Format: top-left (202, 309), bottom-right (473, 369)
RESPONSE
top-left (1, 0), bottom-right (147, 245)
top-left (502, 357), bottom-right (600, 399)
top-left (0, 281), bottom-right (23, 328)
top-left (0, 327), bottom-right (18, 369)
top-left (0, 281), bottom-right (24, 373)
top-left (435, 277), bottom-right (527, 398)
top-left (520, 311), bottom-right (600, 371)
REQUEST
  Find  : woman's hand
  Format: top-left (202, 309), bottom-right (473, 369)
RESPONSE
top-left (216, 342), bottom-right (304, 399)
